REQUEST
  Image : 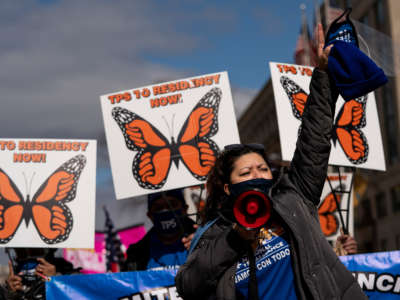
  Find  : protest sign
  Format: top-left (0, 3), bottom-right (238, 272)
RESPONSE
top-left (0, 138), bottom-right (96, 248)
top-left (270, 62), bottom-right (386, 171)
top-left (100, 72), bottom-right (240, 199)
top-left (319, 173), bottom-right (354, 244)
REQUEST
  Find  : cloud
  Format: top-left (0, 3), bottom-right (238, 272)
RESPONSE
top-left (0, 0), bottom-right (257, 231)
top-left (0, 0), bottom-right (200, 139)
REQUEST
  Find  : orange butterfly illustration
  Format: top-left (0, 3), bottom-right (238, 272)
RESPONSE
top-left (112, 87), bottom-right (221, 189)
top-left (0, 155), bottom-right (86, 244)
top-left (280, 76), bottom-right (369, 164)
top-left (318, 188), bottom-right (343, 236)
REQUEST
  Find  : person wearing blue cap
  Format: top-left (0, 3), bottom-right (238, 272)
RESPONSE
top-left (122, 188), bottom-right (196, 271)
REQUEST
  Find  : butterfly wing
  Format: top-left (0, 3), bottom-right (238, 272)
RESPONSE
top-left (318, 192), bottom-right (342, 236)
top-left (112, 107), bottom-right (172, 189)
top-left (30, 155), bottom-right (86, 244)
top-left (176, 87), bottom-right (221, 180)
top-left (280, 76), bottom-right (309, 120)
top-left (0, 169), bottom-right (24, 243)
top-left (333, 96), bottom-right (369, 164)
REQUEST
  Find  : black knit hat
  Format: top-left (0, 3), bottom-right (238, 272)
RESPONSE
top-left (147, 188), bottom-right (186, 211)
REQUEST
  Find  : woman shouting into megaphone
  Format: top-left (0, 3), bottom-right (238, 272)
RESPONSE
top-left (175, 24), bottom-right (367, 300)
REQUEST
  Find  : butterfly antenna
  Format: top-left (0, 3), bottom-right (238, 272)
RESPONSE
top-left (29, 172), bottom-right (36, 198)
top-left (162, 116), bottom-right (173, 141)
top-left (22, 172), bottom-right (29, 198)
top-left (171, 114), bottom-right (176, 138)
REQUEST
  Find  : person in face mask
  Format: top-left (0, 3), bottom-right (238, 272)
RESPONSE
top-left (176, 24), bottom-right (367, 300)
top-left (122, 189), bottom-right (196, 271)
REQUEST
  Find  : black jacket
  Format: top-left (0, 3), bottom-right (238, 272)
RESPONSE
top-left (123, 216), bottom-right (196, 271)
top-left (175, 69), bottom-right (367, 300)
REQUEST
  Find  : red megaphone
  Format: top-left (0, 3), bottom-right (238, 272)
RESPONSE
top-left (232, 190), bottom-right (271, 229)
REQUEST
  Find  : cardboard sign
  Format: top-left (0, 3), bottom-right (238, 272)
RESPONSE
top-left (270, 62), bottom-right (386, 171)
top-left (0, 139), bottom-right (96, 248)
top-left (319, 173), bottom-right (354, 244)
top-left (100, 72), bottom-right (240, 199)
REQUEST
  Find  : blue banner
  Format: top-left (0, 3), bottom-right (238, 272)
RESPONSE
top-left (46, 269), bottom-right (180, 300)
top-left (340, 250), bottom-right (400, 299)
top-left (47, 251), bottom-right (400, 299)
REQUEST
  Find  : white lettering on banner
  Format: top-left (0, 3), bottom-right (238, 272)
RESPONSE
top-left (119, 285), bottom-right (183, 300)
top-left (352, 272), bottom-right (400, 294)
top-left (151, 288), bottom-right (168, 300)
top-left (169, 287), bottom-right (182, 300)
top-left (356, 272), bottom-right (375, 290)
top-left (376, 275), bottom-right (394, 292)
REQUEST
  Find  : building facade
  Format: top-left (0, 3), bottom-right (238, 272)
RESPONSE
top-left (238, 0), bottom-right (400, 253)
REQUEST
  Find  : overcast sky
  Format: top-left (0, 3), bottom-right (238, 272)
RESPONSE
top-left (0, 0), bottom-right (319, 232)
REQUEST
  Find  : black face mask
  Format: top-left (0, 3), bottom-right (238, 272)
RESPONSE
top-left (152, 209), bottom-right (183, 236)
top-left (220, 178), bottom-right (274, 229)
top-left (228, 178), bottom-right (274, 198)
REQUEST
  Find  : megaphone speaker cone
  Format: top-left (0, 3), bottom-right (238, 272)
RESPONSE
top-left (246, 199), bottom-right (259, 215)
top-left (233, 190), bottom-right (271, 229)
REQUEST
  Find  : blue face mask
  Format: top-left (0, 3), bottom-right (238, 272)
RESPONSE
top-left (229, 178), bottom-right (274, 198)
top-left (152, 209), bottom-right (183, 235)
top-left (325, 8), bottom-right (358, 47)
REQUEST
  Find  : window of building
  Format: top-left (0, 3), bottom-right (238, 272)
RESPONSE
top-left (391, 185), bottom-right (400, 212)
top-left (375, 0), bottom-right (385, 29)
top-left (360, 14), bottom-right (369, 25)
top-left (380, 239), bottom-right (387, 251)
top-left (364, 242), bottom-right (373, 252)
top-left (360, 198), bottom-right (372, 226)
top-left (381, 80), bottom-right (399, 164)
top-left (396, 235), bottom-right (400, 249)
top-left (376, 192), bottom-right (387, 218)
top-left (329, 0), bottom-right (339, 7)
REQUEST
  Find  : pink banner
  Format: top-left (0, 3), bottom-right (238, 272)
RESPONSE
top-left (63, 225), bottom-right (146, 273)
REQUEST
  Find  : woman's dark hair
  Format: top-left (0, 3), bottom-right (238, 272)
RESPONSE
top-left (202, 145), bottom-right (274, 224)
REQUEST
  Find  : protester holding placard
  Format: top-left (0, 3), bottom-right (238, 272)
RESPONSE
top-left (122, 189), bottom-right (196, 271)
top-left (176, 24), bottom-right (368, 300)
top-left (335, 231), bottom-right (358, 256)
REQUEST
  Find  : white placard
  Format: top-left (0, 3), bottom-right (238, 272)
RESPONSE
top-left (319, 173), bottom-right (354, 244)
top-left (270, 62), bottom-right (386, 171)
top-left (0, 138), bottom-right (96, 248)
top-left (100, 72), bottom-right (240, 199)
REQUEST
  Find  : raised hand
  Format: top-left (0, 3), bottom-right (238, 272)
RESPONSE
top-left (6, 261), bottom-right (23, 292)
top-left (317, 23), bottom-right (333, 70)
